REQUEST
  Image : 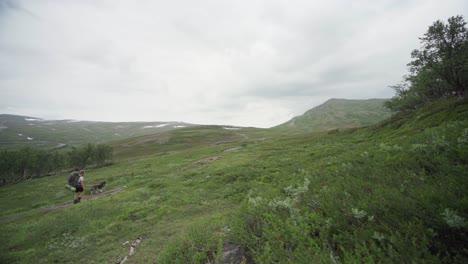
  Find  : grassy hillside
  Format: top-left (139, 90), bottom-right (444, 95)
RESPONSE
top-left (0, 114), bottom-right (197, 150)
top-left (276, 98), bottom-right (393, 132)
top-left (0, 99), bottom-right (391, 150)
top-left (0, 99), bottom-right (466, 263)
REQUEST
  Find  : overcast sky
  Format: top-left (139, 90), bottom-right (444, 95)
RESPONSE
top-left (1, 0), bottom-right (467, 128)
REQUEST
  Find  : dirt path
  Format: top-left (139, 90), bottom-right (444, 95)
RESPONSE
top-left (0, 188), bottom-right (125, 224)
top-left (40, 188), bottom-right (124, 213)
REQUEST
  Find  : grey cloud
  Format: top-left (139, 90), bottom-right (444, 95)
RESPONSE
top-left (0, 0), bottom-right (40, 20)
top-left (0, 0), bottom-right (26, 14)
top-left (0, 0), bottom-right (467, 127)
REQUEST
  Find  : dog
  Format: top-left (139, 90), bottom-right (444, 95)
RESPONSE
top-left (90, 181), bottom-right (106, 195)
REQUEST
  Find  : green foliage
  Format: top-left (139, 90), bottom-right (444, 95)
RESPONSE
top-left (158, 220), bottom-right (224, 264)
top-left (277, 98), bottom-right (392, 133)
top-left (409, 15), bottom-right (468, 95)
top-left (0, 143), bottom-right (113, 184)
top-left (93, 144), bottom-right (113, 167)
top-left (229, 179), bottom-right (331, 263)
top-left (67, 145), bottom-right (91, 169)
top-left (441, 208), bottom-right (466, 228)
top-left (227, 99), bottom-right (467, 263)
top-left (68, 143), bottom-right (113, 168)
top-left (0, 99), bottom-right (467, 263)
top-left (387, 15), bottom-right (468, 112)
top-left (0, 147), bottom-right (57, 183)
top-left (0, 114), bottom-right (196, 150)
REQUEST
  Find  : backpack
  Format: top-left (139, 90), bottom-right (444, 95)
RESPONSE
top-left (68, 171), bottom-right (81, 188)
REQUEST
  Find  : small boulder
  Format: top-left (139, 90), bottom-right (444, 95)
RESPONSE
top-left (220, 244), bottom-right (247, 264)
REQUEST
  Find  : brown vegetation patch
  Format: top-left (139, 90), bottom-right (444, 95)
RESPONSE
top-left (193, 156), bottom-right (221, 166)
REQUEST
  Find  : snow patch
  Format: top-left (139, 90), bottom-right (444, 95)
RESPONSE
top-left (27, 137), bottom-right (33, 140)
top-left (114, 133), bottom-right (121, 136)
top-left (174, 125), bottom-right (186, 128)
top-left (18, 134), bottom-right (23, 136)
top-left (25, 118), bottom-right (41, 121)
top-left (142, 124), bottom-right (169, 129)
top-left (223, 127), bottom-right (242, 130)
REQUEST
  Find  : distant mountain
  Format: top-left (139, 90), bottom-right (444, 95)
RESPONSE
top-left (0, 114), bottom-right (197, 150)
top-left (275, 98), bottom-right (393, 132)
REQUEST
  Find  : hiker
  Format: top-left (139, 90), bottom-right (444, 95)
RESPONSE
top-left (67, 168), bottom-right (80, 189)
top-left (74, 170), bottom-right (86, 204)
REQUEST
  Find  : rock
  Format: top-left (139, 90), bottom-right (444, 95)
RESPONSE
top-left (223, 147), bottom-right (240, 153)
top-left (193, 156), bottom-right (221, 165)
top-left (221, 245), bottom-right (246, 264)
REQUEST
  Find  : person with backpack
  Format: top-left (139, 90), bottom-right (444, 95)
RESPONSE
top-left (66, 168), bottom-right (79, 191)
top-left (68, 169), bottom-right (86, 204)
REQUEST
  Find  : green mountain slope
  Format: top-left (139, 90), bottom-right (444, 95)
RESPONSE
top-left (0, 114), bottom-right (197, 150)
top-left (0, 99), bottom-right (466, 263)
top-left (276, 98), bottom-right (393, 132)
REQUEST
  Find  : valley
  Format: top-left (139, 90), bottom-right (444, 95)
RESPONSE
top-left (0, 98), bottom-right (466, 263)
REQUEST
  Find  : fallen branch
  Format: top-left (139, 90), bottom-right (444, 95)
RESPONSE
top-left (118, 237), bottom-right (143, 264)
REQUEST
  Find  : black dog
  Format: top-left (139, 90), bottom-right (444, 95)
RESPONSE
top-left (90, 181), bottom-right (106, 195)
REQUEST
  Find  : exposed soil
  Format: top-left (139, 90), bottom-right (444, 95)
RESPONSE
top-left (224, 147), bottom-right (241, 153)
top-left (40, 188), bottom-right (124, 213)
top-left (192, 156), bottom-right (221, 166)
top-left (0, 188), bottom-right (125, 224)
top-left (0, 216), bottom-right (18, 224)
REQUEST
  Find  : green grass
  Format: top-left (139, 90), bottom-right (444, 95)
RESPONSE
top-left (0, 99), bottom-right (467, 263)
top-left (0, 114), bottom-right (196, 150)
top-left (275, 98), bottom-right (393, 133)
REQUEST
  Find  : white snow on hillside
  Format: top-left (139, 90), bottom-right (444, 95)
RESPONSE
top-left (174, 125), bottom-right (186, 128)
top-left (142, 124), bottom-right (169, 129)
top-left (223, 127), bottom-right (242, 130)
top-left (27, 137), bottom-right (33, 140)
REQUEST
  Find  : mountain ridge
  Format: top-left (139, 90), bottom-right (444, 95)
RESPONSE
top-left (276, 98), bottom-right (392, 132)
top-left (0, 114), bottom-right (197, 150)
top-left (0, 98), bottom-right (393, 149)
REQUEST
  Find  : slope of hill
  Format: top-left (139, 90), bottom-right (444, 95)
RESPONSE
top-left (276, 98), bottom-right (393, 132)
top-left (0, 114), bottom-right (197, 150)
top-left (0, 98), bottom-right (392, 150)
top-left (0, 98), bottom-right (466, 263)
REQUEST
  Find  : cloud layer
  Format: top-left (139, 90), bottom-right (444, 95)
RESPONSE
top-left (1, 0), bottom-right (467, 127)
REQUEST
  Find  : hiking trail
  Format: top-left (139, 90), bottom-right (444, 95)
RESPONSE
top-left (0, 188), bottom-right (124, 224)
top-left (40, 188), bottom-right (124, 213)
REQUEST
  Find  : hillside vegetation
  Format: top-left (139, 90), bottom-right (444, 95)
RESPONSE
top-left (0, 98), bottom-right (466, 263)
top-left (275, 98), bottom-right (392, 132)
top-left (0, 99), bottom-right (393, 185)
top-left (1, 15), bottom-right (467, 263)
top-left (0, 114), bottom-right (195, 150)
